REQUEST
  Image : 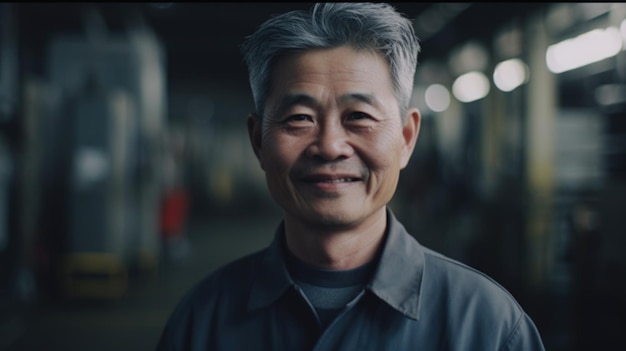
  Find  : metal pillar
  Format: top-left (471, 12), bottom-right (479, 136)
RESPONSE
top-left (524, 10), bottom-right (557, 290)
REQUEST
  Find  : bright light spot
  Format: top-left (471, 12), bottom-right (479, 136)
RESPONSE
top-left (74, 148), bottom-right (109, 189)
top-left (452, 71), bottom-right (490, 103)
top-left (424, 84), bottom-right (451, 112)
top-left (546, 26), bottom-right (622, 73)
top-left (493, 58), bottom-right (529, 92)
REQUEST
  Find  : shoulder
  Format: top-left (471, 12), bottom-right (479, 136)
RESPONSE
top-left (419, 246), bottom-right (535, 346)
top-left (393, 221), bottom-right (545, 350)
top-left (156, 249), bottom-right (268, 350)
top-left (182, 248), bottom-right (266, 307)
top-left (421, 246), bottom-right (523, 311)
top-left (163, 249), bottom-right (267, 328)
top-left (423, 247), bottom-right (514, 294)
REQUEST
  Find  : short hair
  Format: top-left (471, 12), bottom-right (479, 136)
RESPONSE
top-left (241, 3), bottom-right (420, 120)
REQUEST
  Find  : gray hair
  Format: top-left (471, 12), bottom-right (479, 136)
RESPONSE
top-left (241, 3), bottom-right (420, 119)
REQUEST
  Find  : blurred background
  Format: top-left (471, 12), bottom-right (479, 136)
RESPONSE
top-left (1, 3), bottom-right (625, 350)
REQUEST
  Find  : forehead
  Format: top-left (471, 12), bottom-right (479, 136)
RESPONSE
top-left (272, 46), bottom-right (389, 80)
top-left (266, 46), bottom-right (395, 107)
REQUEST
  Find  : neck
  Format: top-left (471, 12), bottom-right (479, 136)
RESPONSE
top-left (283, 208), bottom-right (387, 270)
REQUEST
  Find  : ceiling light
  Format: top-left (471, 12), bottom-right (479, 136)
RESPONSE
top-left (424, 84), bottom-right (451, 112)
top-left (452, 71), bottom-right (490, 103)
top-left (546, 26), bottom-right (622, 73)
top-left (493, 58), bottom-right (529, 92)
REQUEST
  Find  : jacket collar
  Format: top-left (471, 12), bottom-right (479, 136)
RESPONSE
top-left (367, 208), bottom-right (423, 320)
top-left (247, 221), bottom-right (294, 312)
top-left (247, 208), bottom-right (424, 320)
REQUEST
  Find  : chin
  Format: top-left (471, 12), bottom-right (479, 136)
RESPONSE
top-left (302, 210), bottom-right (362, 229)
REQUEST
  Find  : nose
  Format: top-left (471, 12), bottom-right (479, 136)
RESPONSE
top-left (305, 121), bottom-right (354, 161)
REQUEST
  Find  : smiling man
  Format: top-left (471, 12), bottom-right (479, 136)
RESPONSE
top-left (156, 3), bottom-right (545, 350)
top-left (253, 45), bottom-right (417, 271)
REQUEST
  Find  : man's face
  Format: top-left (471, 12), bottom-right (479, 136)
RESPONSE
top-left (248, 46), bottom-right (419, 230)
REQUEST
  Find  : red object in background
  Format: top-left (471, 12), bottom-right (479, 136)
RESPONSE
top-left (160, 186), bottom-right (189, 239)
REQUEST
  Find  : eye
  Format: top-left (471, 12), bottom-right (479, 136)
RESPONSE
top-left (283, 114), bottom-right (314, 127)
top-left (287, 114), bottom-right (312, 122)
top-left (346, 112), bottom-right (372, 121)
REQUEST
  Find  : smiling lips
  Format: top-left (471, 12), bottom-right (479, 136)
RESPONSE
top-left (292, 164), bottom-right (367, 190)
top-left (305, 176), bottom-right (361, 183)
top-left (298, 174), bottom-right (363, 192)
top-left (318, 178), bottom-right (359, 183)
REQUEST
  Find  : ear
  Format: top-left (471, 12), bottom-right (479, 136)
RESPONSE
top-left (399, 108), bottom-right (421, 169)
top-left (247, 113), bottom-right (264, 170)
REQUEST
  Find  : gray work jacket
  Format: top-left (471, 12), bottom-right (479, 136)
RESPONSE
top-left (156, 209), bottom-right (545, 351)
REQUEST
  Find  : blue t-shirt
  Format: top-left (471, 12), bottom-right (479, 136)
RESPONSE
top-left (156, 208), bottom-right (546, 350)
top-left (286, 246), bottom-right (378, 327)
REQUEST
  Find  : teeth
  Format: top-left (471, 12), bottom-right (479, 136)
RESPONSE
top-left (322, 178), bottom-right (353, 183)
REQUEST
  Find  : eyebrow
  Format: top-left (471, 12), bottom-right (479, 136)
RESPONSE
top-left (273, 93), bottom-right (317, 115)
top-left (339, 93), bottom-right (381, 108)
top-left (270, 92), bottom-right (382, 116)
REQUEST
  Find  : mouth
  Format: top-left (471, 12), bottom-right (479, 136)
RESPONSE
top-left (300, 173), bottom-right (363, 183)
top-left (293, 165), bottom-right (367, 189)
top-left (297, 174), bottom-right (363, 194)
top-left (305, 177), bottom-right (361, 183)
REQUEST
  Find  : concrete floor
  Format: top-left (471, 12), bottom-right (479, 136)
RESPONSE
top-left (5, 213), bottom-right (282, 351)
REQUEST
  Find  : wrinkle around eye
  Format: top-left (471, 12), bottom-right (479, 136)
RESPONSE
top-left (282, 116), bottom-right (314, 130)
top-left (344, 111), bottom-right (379, 130)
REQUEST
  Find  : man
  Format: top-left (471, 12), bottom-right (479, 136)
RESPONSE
top-left (156, 3), bottom-right (545, 350)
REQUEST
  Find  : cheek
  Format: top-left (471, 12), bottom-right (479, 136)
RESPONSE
top-left (358, 129), bottom-right (404, 171)
top-left (260, 134), bottom-right (301, 172)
